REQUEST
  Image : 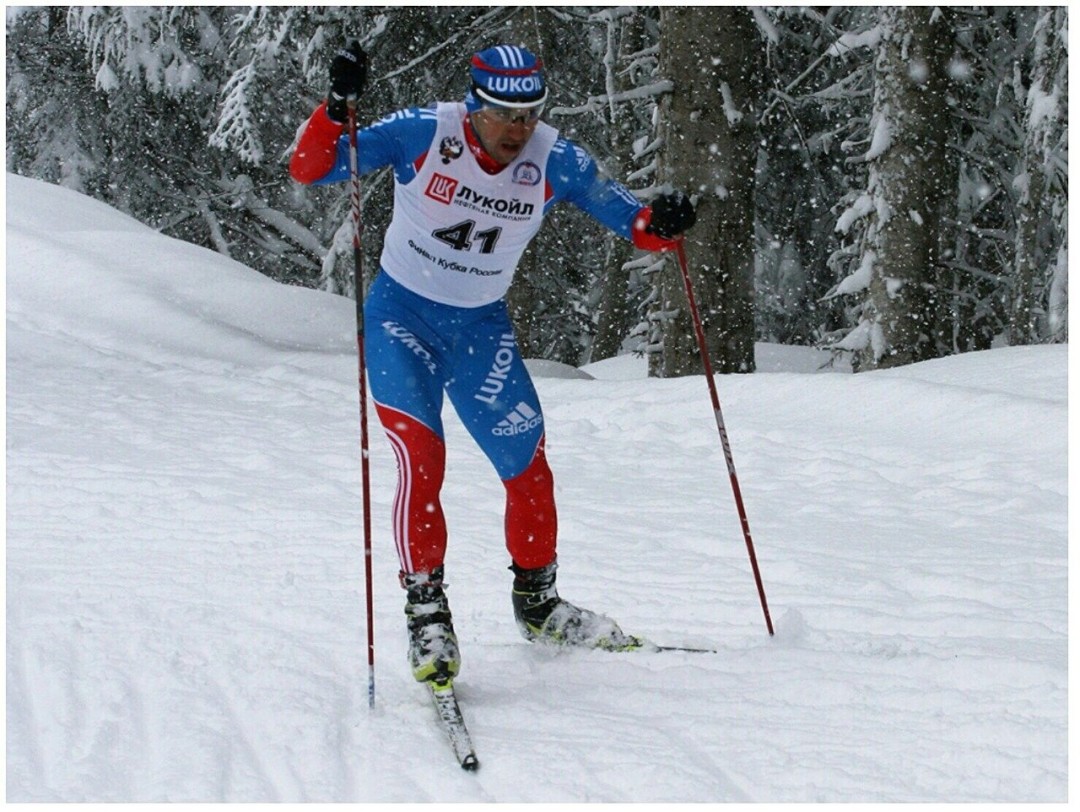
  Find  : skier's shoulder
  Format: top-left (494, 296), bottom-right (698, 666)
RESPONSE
top-left (543, 131), bottom-right (643, 230)
top-left (361, 103), bottom-right (440, 171)
top-left (367, 103), bottom-right (440, 137)
top-left (546, 133), bottom-right (603, 199)
top-left (548, 132), bottom-right (596, 174)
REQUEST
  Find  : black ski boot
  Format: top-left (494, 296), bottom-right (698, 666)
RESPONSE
top-left (510, 560), bottom-right (643, 651)
top-left (403, 566), bottom-right (461, 683)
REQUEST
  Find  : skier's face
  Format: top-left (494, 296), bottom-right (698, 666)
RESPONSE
top-left (472, 104), bottom-right (542, 165)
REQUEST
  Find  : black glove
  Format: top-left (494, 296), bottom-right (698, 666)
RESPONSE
top-left (646, 191), bottom-right (696, 239)
top-left (326, 41), bottom-right (368, 123)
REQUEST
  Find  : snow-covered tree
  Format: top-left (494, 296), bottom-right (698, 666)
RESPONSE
top-left (752, 7), bottom-right (872, 348)
top-left (817, 6), bottom-right (1068, 366)
top-left (652, 6), bottom-right (761, 376)
top-left (6, 6), bottom-right (1068, 370)
top-left (6, 7), bottom-right (109, 195)
top-left (1011, 6), bottom-right (1068, 343)
top-left (834, 7), bottom-right (958, 369)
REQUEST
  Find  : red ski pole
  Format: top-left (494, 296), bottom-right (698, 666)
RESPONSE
top-left (673, 239), bottom-right (774, 636)
top-left (347, 98), bottom-right (378, 702)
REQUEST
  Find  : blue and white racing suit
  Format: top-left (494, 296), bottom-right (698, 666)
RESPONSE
top-left (291, 100), bottom-right (648, 575)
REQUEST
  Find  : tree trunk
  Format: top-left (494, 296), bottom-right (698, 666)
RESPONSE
top-left (652, 6), bottom-right (758, 377)
top-left (1010, 6), bottom-right (1068, 344)
top-left (591, 10), bottom-right (650, 363)
top-left (859, 7), bottom-right (956, 370)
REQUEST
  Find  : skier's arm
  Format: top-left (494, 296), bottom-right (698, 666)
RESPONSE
top-left (288, 41), bottom-right (437, 186)
top-left (546, 141), bottom-right (693, 251)
top-left (289, 105), bottom-right (438, 186)
top-left (290, 40), bottom-right (372, 184)
top-left (288, 102), bottom-right (350, 184)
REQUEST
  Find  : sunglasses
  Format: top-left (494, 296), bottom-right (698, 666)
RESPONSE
top-left (480, 103), bottom-right (544, 124)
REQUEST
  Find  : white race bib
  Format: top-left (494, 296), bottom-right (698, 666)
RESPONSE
top-left (380, 102), bottom-right (558, 307)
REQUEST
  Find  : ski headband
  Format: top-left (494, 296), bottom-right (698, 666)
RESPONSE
top-left (469, 44), bottom-right (547, 109)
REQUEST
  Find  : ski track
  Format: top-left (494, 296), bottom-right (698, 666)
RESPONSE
top-left (7, 329), bottom-right (1067, 802)
top-left (6, 176), bottom-right (1067, 801)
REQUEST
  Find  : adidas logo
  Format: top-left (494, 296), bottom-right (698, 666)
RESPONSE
top-left (493, 402), bottom-right (543, 436)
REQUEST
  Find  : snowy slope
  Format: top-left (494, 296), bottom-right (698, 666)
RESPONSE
top-left (5, 173), bottom-right (1068, 802)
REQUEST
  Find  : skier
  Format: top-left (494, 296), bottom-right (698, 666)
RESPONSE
top-left (290, 43), bottom-right (696, 684)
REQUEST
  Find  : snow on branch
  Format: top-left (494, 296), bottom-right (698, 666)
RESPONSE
top-left (750, 7), bottom-right (779, 45)
top-left (68, 7), bottom-right (204, 96)
top-left (825, 250), bottom-right (875, 299)
top-left (626, 160), bottom-right (658, 184)
top-left (862, 108), bottom-right (892, 162)
top-left (225, 176), bottom-right (326, 257)
top-left (210, 63), bottom-right (263, 165)
top-left (719, 82), bottom-right (745, 127)
top-left (549, 80), bottom-right (673, 116)
top-left (379, 7), bottom-right (506, 82)
top-left (826, 25), bottom-right (882, 57)
top-left (589, 7), bottom-right (636, 24)
top-left (830, 318), bottom-right (872, 351)
top-left (835, 192), bottom-right (875, 234)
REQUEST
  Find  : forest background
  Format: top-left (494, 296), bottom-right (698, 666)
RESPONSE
top-left (5, 6), bottom-right (1069, 374)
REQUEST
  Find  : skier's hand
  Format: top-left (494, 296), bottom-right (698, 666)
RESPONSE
top-left (645, 191), bottom-right (696, 239)
top-left (327, 40), bottom-right (368, 123)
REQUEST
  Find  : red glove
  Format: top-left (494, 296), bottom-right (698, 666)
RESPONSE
top-left (288, 101), bottom-right (345, 185)
top-left (631, 207), bottom-right (680, 253)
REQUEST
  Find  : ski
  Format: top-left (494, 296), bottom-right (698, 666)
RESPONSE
top-left (609, 642), bottom-right (720, 655)
top-left (595, 632), bottom-right (717, 655)
top-left (629, 638), bottom-right (718, 655)
top-left (428, 678), bottom-right (479, 771)
top-left (483, 639), bottom-right (718, 655)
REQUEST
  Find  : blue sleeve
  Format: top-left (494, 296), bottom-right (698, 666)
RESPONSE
top-left (545, 139), bottom-right (645, 239)
top-left (310, 106), bottom-right (438, 187)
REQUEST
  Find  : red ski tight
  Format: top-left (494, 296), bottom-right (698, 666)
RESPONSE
top-left (376, 404), bottom-right (557, 574)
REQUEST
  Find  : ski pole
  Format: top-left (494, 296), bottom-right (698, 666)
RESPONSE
top-left (347, 97), bottom-right (377, 704)
top-left (673, 238), bottom-right (774, 636)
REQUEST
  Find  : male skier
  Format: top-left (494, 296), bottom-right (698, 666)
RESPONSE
top-left (290, 43), bottom-right (696, 684)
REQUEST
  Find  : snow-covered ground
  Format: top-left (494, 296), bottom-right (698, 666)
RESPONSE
top-left (5, 173), bottom-right (1068, 802)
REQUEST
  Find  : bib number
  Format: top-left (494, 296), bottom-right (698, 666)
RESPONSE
top-left (431, 220), bottom-right (502, 254)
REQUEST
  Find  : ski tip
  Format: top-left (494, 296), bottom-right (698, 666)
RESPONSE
top-left (461, 754), bottom-right (480, 771)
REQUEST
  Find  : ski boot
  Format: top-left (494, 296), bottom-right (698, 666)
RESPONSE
top-left (511, 560), bottom-right (644, 651)
top-left (403, 566), bottom-right (461, 683)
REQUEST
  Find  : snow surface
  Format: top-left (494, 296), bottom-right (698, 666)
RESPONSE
top-left (5, 173), bottom-right (1069, 802)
